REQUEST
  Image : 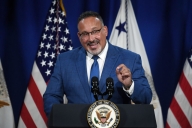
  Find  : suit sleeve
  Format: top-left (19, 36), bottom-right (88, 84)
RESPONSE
top-left (43, 55), bottom-right (64, 117)
top-left (130, 54), bottom-right (152, 104)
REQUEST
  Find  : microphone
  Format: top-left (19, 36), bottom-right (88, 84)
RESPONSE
top-left (105, 77), bottom-right (114, 100)
top-left (91, 77), bottom-right (100, 101)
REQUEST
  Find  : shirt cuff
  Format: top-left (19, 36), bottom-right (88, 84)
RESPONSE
top-left (122, 80), bottom-right (134, 96)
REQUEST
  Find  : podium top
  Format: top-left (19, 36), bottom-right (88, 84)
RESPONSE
top-left (48, 104), bottom-right (157, 128)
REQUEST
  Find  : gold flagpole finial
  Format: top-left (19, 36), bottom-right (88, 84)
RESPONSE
top-left (59, 0), bottom-right (66, 16)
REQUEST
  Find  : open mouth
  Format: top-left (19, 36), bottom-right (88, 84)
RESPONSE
top-left (87, 41), bottom-right (99, 49)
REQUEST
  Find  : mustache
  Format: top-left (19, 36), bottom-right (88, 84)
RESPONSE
top-left (87, 40), bottom-right (99, 46)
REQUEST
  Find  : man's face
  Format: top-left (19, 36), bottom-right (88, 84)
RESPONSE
top-left (77, 17), bottom-right (108, 55)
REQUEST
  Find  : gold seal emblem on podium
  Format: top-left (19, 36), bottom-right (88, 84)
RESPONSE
top-left (87, 100), bottom-right (120, 128)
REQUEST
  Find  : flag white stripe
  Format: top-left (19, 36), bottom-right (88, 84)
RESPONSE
top-left (24, 89), bottom-right (47, 128)
top-left (18, 117), bottom-right (26, 128)
top-left (183, 60), bottom-right (192, 86)
top-left (167, 108), bottom-right (181, 128)
top-left (32, 62), bottom-right (47, 96)
top-left (18, 63), bottom-right (47, 128)
top-left (175, 84), bottom-right (192, 126)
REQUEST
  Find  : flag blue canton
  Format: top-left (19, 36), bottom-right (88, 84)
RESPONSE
top-left (188, 48), bottom-right (192, 68)
top-left (35, 0), bottom-right (73, 82)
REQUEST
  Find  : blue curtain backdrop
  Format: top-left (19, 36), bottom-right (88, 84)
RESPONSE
top-left (0, 0), bottom-right (191, 126)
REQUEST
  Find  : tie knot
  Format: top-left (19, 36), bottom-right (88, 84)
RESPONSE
top-left (92, 55), bottom-right (99, 61)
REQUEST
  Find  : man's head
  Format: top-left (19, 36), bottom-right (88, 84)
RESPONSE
top-left (77, 11), bottom-right (108, 55)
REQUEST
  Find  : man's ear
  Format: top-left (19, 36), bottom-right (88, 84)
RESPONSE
top-left (103, 26), bottom-right (108, 36)
top-left (77, 32), bottom-right (81, 38)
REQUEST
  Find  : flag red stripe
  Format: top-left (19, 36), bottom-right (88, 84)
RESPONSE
top-left (170, 97), bottom-right (191, 128)
top-left (28, 76), bottom-right (48, 124)
top-left (165, 122), bottom-right (170, 128)
top-left (20, 104), bottom-right (36, 127)
top-left (179, 72), bottom-right (192, 106)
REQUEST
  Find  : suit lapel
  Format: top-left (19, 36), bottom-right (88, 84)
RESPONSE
top-left (75, 44), bottom-right (120, 101)
top-left (99, 43), bottom-right (120, 92)
top-left (76, 48), bottom-right (92, 103)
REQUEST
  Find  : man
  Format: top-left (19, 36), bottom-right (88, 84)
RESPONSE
top-left (43, 11), bottom-right (152, 116)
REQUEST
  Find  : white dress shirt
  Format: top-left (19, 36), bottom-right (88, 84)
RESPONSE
top-left (86, 42), bottom-right (134, 95)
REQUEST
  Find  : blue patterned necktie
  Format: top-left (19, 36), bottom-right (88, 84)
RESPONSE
top-left (90, 55), bottom-right (99, 80)
top-left (90, 55), bottom-right (99, 102)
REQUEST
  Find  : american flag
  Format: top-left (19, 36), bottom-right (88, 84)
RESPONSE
top-left (18, 0), bottom-right (73, 127)
top-left (166, 48), bottom-right (192, 128)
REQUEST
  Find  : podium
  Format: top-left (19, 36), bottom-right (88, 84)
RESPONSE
top-left (48, 104), bottom-right (157, 128)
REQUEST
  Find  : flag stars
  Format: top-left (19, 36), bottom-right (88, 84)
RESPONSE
top-left (57, 27), bottom-right (61, 32)
top-left (52, 0), bottom-right (56, 6)
top-left (61, 36), bottom-right (68, 43)
top-left (68, 46), bottom-right (73, 51)
top-left (61, 11), bottom-right (66, 16)
top-left (46, 43), bottom-right (51, 50)
top-left (59, 44), bottom-right (65, 51)
top-left (48, 34), bottom-right (53, 41)
top-left (45, 69), bottom-right (51, 76)
top-left (65, 28), bottom-right (69, 34)
top-left (51, 26), bottom-right (56, 32)
top-left (42, 34), bottom-right (47, 40)
top-left (43, 51), bottom-right (49, 58)
top-left (189, 55), bottom-right (192, 62)
top-left (37, 51), bottom-right (41, 57)
top-left (45, 25), bottom-right (49, 31)
top-left (58, 17), bottom-right (64, 24)
top-left (40, 42), bottom-right (44, 48)
top-left (52, 44), bottom-right (57, 50)
top-left (40, 60), bottom-right (46, 67)
top-left (50, 52), bottom-right (55, 59)
top-left (115, 21), bottom-right (127, 36)
top-left (36, 0), bottom-right (74, 80)
top-left (50, 8), bottom-right (55, 14)
top-left (54, 17), bottom-right (57, 24)
top-left (47, 61), bottom-right (53, 67)
top-left (64, 37), bottom-right (68, 43)
top-left (47, 17), bottom-right (52, 23)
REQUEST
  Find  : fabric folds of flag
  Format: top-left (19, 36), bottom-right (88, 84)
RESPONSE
top-left (109, 0), bottom-right (164, 128)
top-left (166, 48), bottom-right (192, 128)
top-left (18, 0), bottom-right (73, 127)
top-left (0, 59), bottom-right (15, 128)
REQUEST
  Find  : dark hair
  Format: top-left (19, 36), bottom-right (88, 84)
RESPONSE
top-left (78, 11), bottom-right (104, 25)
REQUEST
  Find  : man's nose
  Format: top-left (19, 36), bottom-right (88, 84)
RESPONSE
top-left (88, 33), bottom-right (95, 41)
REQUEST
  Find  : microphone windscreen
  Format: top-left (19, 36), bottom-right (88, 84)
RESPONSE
top-left (106, 77), bottom-right (113, 83)
top-left (91, 76), bottom-right (98, 82)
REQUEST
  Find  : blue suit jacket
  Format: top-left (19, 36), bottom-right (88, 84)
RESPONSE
top-left (43, 43), bottom-right (152, 116)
